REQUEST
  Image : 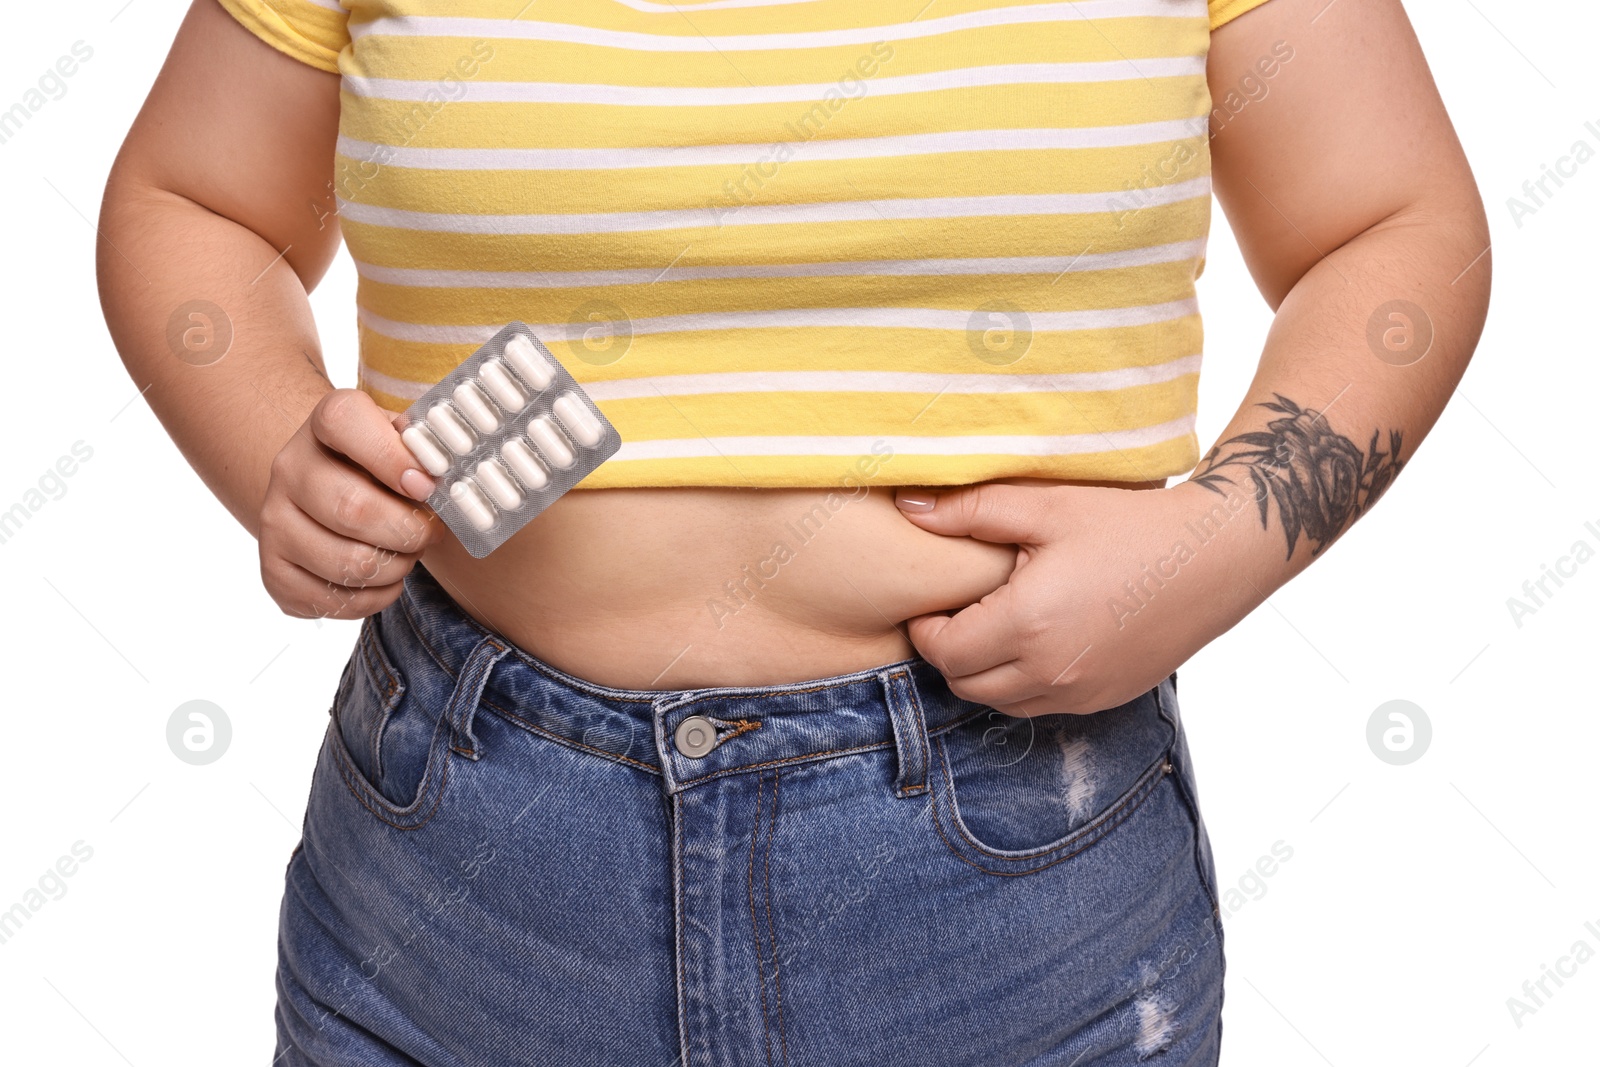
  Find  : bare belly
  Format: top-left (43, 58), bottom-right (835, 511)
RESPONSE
top-left (421, 478), bottom-right (1160, 689)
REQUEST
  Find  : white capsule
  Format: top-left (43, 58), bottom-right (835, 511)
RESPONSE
top-left (503, 334), bottom-right (554, 391)
top-left (552, 391), bottom-right (604, 447)
top-left (501, 438), bottom-right (549, 490)
top-left (452, 380), bottom-right (501, 434)
top-left (400, 425), bottom-right (452, 477)
top-left (474, 458), bottom-right (524, 511)
top-left (477, 359), bottom-right (528, 413)
top-left (527, 416), bottom-right (575, 469)
top-left (426, 403), bottom-right (477, 455)
top-left (449, 479), bottom-right (497, 532)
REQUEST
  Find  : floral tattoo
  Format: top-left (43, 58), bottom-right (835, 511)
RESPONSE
top-left (1190, 394), bottom-right (1405, 559)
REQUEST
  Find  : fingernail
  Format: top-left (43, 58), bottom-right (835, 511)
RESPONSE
top-left (895, 489), bottom-right (936, 513)
top-left (399, 468), bottom-right (435, 502)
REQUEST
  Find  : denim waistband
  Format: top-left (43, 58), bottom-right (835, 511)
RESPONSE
top-left (380, 566), bottom-right (993, 795)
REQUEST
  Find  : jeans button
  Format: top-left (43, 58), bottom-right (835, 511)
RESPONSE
top-left (674, 715), bottom-right (717, 758)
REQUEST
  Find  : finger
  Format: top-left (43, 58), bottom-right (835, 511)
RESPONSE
top-left (277, 502), bottom-right (422, 589)
top-left (943, 660), bottom-right (1050, 712)
top-left (905, 588), bottom-right (1023, 678)
top-left (310, 389), bottom-right (435, 502)
top-left (893, 482), bottom-right (1053, 544)
top-left (295, 455), bottom-right (440, 551)
top-left (268, 558), bottom-right (406, 620)
top-left (1000, 693), bottom-right (1078, 718)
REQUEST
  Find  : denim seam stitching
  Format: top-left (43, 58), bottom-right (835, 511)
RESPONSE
top-left (928, 704), bottom-right (992, 739)
top-left (1157, 681), bottom-right (1223, 919)
top-left (938, 693), bottom-right (1174, 860)
top-left (748, 771), bottom-right (775, 1067)
top-left (672, 792), bottom-right (693, 1067)
top-left (930, 766), bottom-right (1166, 877)
top-left (357, 619), bottom-right (405, 781)
top-left (510, 643), bottom-right (661, 703)
top-left (671, 704), bottom-right (994, 790)
top-left (359, 617), bottom-right (399, 698)
top-left (941, 733), bottom-right (1166, 858)
top-left (327, 715), bottom-right (451, 830)
top-left (400, 586), bottom-right (990, 789)
top-left (399, 583), bottom-right (990, 760)
top-left (448, 637), bottom-right (508, 759)
top-left (931, 734), bottom-right (1170, 871)
top-left (397, 590), bottom-right (458, 680)
top-left (767, 769), bottom-right (789, 1067)
top-left (674, 741), bottom-right (886, 789)
top-left (668, 675), bottom-right (909, 714)
top-left (652, 656), bottom-right (932, 715)
top-left (398, 593), bottom-right (655, 775)
top-left (478, 698), bottom-right (662, 775)
top-left (886, 669), bottom-right (931, 797)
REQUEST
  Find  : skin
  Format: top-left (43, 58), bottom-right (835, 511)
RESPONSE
top-left (99, 0), bottom-right (1488, 708)
top-left (897, 0), bottom-right (1491, 714)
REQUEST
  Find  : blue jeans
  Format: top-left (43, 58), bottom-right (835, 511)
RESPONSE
top-left (275, 566), bottom-right (1225, 1065)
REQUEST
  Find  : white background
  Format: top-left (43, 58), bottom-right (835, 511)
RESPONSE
top-left (1, 1), bottom-right (1595, 1064)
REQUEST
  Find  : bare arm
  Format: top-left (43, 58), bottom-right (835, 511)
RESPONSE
top-left (1194, 0), bottom-right (1491, 575)
top-left (98, 0), bottom-right (438, 617)
top-left (99, 0), bottom-right (341, 529)
top-left (895, 0), bottom-right (1492, 715)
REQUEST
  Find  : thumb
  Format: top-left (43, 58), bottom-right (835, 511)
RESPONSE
top-left (893, 483), bottom-right (1048, 544)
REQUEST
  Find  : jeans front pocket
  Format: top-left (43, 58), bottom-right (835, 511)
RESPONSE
top-left (325, 614), bottom-right (453, 829)
top-left (928, 684), bottom-right (1178, 875)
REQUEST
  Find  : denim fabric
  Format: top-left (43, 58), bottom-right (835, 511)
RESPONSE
top-left (275, 566), bottom-right (1225, 1066)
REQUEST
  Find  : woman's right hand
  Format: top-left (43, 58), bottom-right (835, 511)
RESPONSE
top-left (259, 389), bottom-right (444, 619)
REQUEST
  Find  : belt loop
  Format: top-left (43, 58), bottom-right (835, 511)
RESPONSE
top-left (880, 667), bottom-right (930, 798)
top-left (447, 635), bottom-right (511, 761)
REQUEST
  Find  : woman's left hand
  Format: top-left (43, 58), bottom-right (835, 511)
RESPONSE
top-left (893, 480), bottom-right (1266, 716)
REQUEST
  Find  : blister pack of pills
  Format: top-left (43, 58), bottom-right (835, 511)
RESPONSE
top-left (396, 323), bottom-right (621, 558)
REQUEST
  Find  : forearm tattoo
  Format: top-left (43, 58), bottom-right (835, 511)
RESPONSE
top-left (1190, 394), bottom-right (1405, 559)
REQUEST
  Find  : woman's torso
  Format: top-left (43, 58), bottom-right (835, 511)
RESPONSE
top-left (329, 1), bottom-right (1213, 684)
top-left (421, 478), bottom-right (1161, 689)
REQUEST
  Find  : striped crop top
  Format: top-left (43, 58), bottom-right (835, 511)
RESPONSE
top-left (219, 0), bottom-right (1274, 489)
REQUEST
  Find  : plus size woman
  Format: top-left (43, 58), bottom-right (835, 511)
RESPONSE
top-left (99, 0), bottom-right (1489, 1063)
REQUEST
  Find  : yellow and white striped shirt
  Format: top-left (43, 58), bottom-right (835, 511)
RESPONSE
top-left (220, 0), bottom-right (1274, 489)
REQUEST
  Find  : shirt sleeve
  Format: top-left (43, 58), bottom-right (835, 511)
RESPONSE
top-left (1208, 0), bottom-right (1276, 31)
top-left (215, 0), bottom-right (350, 74)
